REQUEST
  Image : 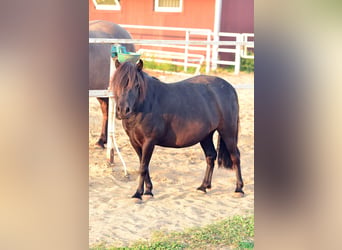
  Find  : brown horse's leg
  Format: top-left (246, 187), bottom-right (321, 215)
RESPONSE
top-left (132, 141), bottom-right (155, 199)
top-left (197, 132), bottom-right (217, 193)
top-left (95, 97), bottom-right (108, 148)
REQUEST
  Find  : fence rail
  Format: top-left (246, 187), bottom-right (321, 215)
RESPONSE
top-left (89, 90), bottom-right (112, 98)
top-left (88, 38), bottom-right (253, 46)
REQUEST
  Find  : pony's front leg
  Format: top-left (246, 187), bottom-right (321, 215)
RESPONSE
top-left (132, 141), bottom-right (155, 199)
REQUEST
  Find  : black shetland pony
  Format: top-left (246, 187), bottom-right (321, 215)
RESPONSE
top-left (112, 59), bottom-right (244, 200)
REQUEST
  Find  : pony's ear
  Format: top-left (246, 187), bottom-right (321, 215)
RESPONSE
top-left (136, 59), bottom-right (143, 72)
top-left (115, 59), bottom-right (121, 69)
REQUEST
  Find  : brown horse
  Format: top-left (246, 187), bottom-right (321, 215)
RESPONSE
top-left (112, 59), bottom-right (244, 200)
top-left (89, 20), bottom-right (135, 148)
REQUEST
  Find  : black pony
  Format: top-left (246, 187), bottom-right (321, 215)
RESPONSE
top-left (112, 59), bottom-right (244, 199)
top-left (89, 20), bottom-right (135, 148)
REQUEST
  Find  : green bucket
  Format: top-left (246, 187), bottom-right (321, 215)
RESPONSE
top-left (111, 44), bottom-right (141, 63)
top-left (118, 53), bottom-right (141, 63)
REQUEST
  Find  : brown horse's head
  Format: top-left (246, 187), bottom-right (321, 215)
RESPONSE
top-left (112, 59), bottom-right (146, 119)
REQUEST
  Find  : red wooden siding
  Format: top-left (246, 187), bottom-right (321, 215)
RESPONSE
top-left (89, 0), bottom-right (216, 30)
top-left (219, 0), bottom-right (254, 62)
top-left (221, 0), bottom-right (254, 33)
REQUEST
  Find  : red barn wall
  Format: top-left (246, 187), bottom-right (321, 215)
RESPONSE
top-left (220, 0), bottom-right (254, 33)
top-left (219, 0), bottom-right (254, 62)
top-left (89, 0), bottom-right (216, 30)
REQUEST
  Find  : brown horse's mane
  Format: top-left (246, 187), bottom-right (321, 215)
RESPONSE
top-left (112, 61), bottom-right (147, 102)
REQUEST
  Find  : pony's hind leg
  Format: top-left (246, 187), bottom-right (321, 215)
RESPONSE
top-left (223, 136), bottom-right (244, 196)
top-left (197, 132), bottom-right (217, 193)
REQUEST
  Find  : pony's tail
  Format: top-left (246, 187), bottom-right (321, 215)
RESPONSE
top-left (217, 114), bottom-right (240, 169)
top-left (217, 134), bottom-right (233, 169)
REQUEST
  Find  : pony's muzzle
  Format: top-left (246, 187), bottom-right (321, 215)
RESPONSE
top-left (116, 105), bottom-right (131, 119)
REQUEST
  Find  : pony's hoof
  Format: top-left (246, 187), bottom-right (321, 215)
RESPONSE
top-left (95, 141), bottom-right (105, 149)
top-left (196, 186), bottom-right (207, 193)
top-left (232, 192), bottom-right (245, 198)
top-left (132, 192), bottom-right (142, 200)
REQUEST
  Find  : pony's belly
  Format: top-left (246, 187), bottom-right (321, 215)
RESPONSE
top-left (158, 122), bottom-right (212, 148)
top-left (157, 138), bottom-right (199, 148)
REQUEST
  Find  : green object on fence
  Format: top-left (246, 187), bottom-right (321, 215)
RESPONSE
top-left (111, 44), bottom-right (141, 63)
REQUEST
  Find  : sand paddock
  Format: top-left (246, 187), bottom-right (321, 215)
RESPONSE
top-left (89, 70), bottom-right (254, 247)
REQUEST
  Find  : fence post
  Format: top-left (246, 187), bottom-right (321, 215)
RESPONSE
top-left (211, 32), bottom-right (219, 71)
top-left (184, 30), bottom-right (189, 72)
top-left (206, 31), bottom-right (211, 74)
top-left (106, 56), bottom-right (116, 164)
top-left (234, 34), bottom-right (241, 75)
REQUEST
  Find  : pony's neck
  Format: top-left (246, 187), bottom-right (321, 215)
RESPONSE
top-left (136, 72), bottom-right (164, 112)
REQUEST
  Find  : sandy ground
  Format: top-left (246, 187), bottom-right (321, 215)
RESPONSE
top-left (89, 70), bottom-right (254, 247)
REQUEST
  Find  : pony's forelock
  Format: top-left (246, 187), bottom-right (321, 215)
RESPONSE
top-left (112, 61), bottom-right (147, 102)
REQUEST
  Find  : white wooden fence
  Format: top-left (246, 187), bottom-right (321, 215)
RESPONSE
top-left (119, 24), bottom-right (254, 75)
top-left (120, 24), bottom-right (212, 74)
top-left (241, 33), bottom-right (254, 59)
top-left (89, 37), bottom-right (253, 74)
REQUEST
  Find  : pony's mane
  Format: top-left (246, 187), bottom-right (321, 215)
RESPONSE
top-left (112, 61), bottom-right (147, 102)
